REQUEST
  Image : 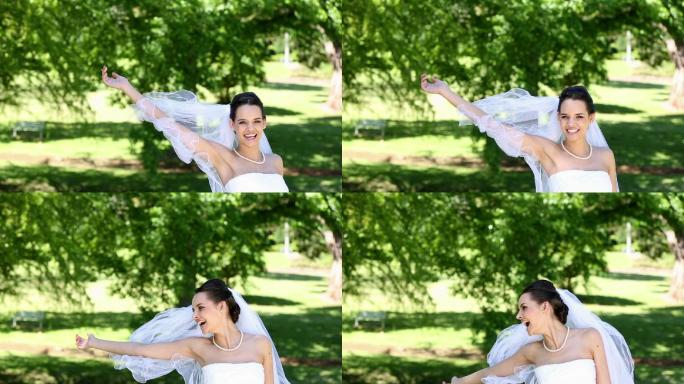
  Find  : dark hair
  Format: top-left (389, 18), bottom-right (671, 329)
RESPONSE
top-left (521, 280), bottom-right (569, 324)
top-left (557, 85), bottom-right (595, 114)
top-left (195, 279), bottom-right (240, 323)
top-left (229, 92), bottom-right (265, 121)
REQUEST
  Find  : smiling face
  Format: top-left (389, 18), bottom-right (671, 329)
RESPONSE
top-left (231, 104), bottom-right (266, 149)
top-left (558, 99), bottom-right (595, 143)
top-left (192, 292), bottom-right (230, 334)
top-left (516, 292), bottom-right (550, 336)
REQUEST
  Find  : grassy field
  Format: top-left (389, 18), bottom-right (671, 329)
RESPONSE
top-left (0, 61), bottom-right (341, 192)
top-left (342, 251), bottom-right (684, 384)
top-left (343, 60), bottom-right (684, 191)
top-left (0, 252), bottom-right (341, 384)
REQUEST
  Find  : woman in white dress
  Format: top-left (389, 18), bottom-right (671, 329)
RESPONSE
top-left (420, 75), bottom-right (618, 192)
top-left (101, 65), bottom-right (289, 193)
top-left (76, 279), bottom-right (289, 384)
top-left (443, 280), bottom-right (633, 384)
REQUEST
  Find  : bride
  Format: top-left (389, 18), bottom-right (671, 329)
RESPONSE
top-left (442, 280), bottom-right (633, 384)
top-left (101, 65), bottom-right (289, 193)
top-left (76, 279), bottom-right (289, 384)
top-left (420, 75), bottom-right (618, 192)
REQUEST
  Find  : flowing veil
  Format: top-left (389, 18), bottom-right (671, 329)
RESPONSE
top-left (111, 288), bottom-right (290, 384)
top-left (133, 90), bottom-right (273, 192)
top-left (482, 288), bottom-right (634, 384)
top-left (459, 88), bottom-right (614, 192)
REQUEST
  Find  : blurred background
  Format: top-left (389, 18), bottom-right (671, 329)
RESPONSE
top-left (342, 193), bottom-right (684, 384)
top-left (342, 0), bottom-right (684, 191)
top-left (0, 0), bottom-right (341, 192)
top-left (0, 193), bottom-right (342, 383)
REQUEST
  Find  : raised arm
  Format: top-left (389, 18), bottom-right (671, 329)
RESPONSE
top-left (101, 66), bottom-right (229, 180)
top-left (76, 333), bottom-right (198, 361)
top-left (420, 74), bottom-right (552, 162)
top-left (443, 344), bottom-right (533, 384)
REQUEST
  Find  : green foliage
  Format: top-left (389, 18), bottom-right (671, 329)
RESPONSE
top-left (343, 193), bottom-right (631, 344)
top-left (0, 193), bottom-right (341, 313)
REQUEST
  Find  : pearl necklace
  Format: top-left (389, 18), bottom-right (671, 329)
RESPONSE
top-left (561, 140), bottom-right (592, 160)
top-left (212, 331), bottom-right (244, 352)
top-left (543, 325), bottom-right (570, 353)
top-left (233, 148), bottom-right (265, 165)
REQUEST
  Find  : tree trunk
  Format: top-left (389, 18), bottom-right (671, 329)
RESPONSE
top-left (665, 38), bottom-right (684, 109)
top-left (664, 229), bottom-right (684, 301)
top-left (323, 229), bottom-right (342, 302)
top-left (324, 40), bottom-right (342, 112)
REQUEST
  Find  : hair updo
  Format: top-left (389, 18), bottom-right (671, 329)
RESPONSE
top-left (195, 279), bottom-right (241, 323)
top-left (521, 280), bottom-right (569, 324)
top-left (557, 85), bottom-right (595, 114)
top-left (229, 92), bottom-right (265, 121)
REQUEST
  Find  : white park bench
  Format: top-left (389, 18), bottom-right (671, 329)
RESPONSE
top-left (354, 311), bottom-right (386, 331)
top-left (12, 311), bottom-right (46, 331)
top-left (12, 121), bottom-right (46, 141)
top-left (354, 119), bottom-right (387, 141)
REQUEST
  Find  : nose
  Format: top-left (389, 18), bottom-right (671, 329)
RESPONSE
top-left (516, 311), bottom-right (522, 321)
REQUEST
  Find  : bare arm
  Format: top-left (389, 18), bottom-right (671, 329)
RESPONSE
top-left (257, 336), bottom-right (275, 384)
top-left (587, 329), bottom-right (611, 384)
top-left (444, 345), bottom-right (533, 384)
top-left (100, 65), bottom-right (229, 179)
top-left (420, 74), bottom-right (552, 162)
top-left (606, 150), bottom-right (618, 192)
top-left (76, 333), bottom-right (198, 361)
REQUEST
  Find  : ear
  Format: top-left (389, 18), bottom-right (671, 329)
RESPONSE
top-left (216, 300), bottom-right (225, 313)
top-left (263, 117), bottom-right (268, 130)
top-left (589, 112), bottom-right (596, 123)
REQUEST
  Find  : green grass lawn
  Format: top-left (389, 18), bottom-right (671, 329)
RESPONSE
top-left (0, 61), bottom-right (341, 192)
top-left (0, 252), bottom-right (341, 384)
top-left (343, 60), bottom-right (684, 192)
top-left (342, 251), bottom-right (684, 384)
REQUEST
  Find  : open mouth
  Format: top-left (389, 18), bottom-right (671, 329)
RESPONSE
top-left (243, 132), bottom-right (258, 141)
top-left (198, 320), bottom-right (207, 328)
top-left (566, 128), bottom-right (580, 136)
top-left (523, 320), bottom-right (531, 328)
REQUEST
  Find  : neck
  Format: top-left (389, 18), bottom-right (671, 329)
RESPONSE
top-left (542, 321), bottom-right (568, 350)
top-left (214, 323), bottom-right (241, 349)
top-left (563, 138), bottom-right (590, 157)
top-left (235, 145), bottom-right (263, 162)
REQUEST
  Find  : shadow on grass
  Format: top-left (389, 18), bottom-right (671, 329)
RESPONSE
top-left (605, 272), bottom-right (666, 282)
top-left (604, 80), bottom-right (667, 90)
top-left (241, 295), bottom-right (301, 307)
top-left (262, 82), bottom-right (325, 92)
top-left (342, 311), bottom-right (481, 333)
top-left (342, 162), bottom-right (534, 192)
top-left (595, 103), bottom-right (642, 114)
top-left (264, 272), bottom-right (325, 282)
top-left (575, 294), bottom-right (641, 306)
top-left (269, 116), bottom-right (341, 170)
top-left (264, 106), bottom-right (301, 116)
top-left (343, 353), bottom-right (486, 384)
top-left (0, 122), bottom-right (136, 142)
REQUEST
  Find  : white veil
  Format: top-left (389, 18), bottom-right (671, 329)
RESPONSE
top-left (482, 288), bottom-right (634, 384)
top-left (459, 88), bottom-right (612, 192)
top-left (133, 90), bottom-right (273, 192)
top-left (111, 288), bottom-right (290, 384)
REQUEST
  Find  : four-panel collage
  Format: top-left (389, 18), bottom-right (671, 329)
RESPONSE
top-left (1, 1), bottom-right (682, 384)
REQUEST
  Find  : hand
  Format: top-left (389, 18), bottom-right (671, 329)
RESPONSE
top-left (101, 65), bottom-right (131, 91)
top-left (441, 377), bottom-right (462, 384)
top-left (421, 73), bottom-right (449, 95)
top-left (75, 333), bottom-right (94, 350)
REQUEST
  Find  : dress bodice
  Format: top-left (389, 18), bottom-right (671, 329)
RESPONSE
top-left (534, 359), bottom-right (596, 384)
top-left (547, 170), bottom-right (612, 192)
top-left (225, 172), bottom-right (289, 193)
top-left (202, 362), bottom-right (265, 384)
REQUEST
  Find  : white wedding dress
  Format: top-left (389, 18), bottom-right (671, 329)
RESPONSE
top-left (226, 173), bottom-right (289, 192)
top-left (547, 170), bottom-right (612, 192)
top-left (534, 359), bottom-right (596, 384)
top-left (202, 362), bottom-right (265, 384)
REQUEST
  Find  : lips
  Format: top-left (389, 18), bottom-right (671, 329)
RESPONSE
top-left (198, 320), bottom-right (207, 329)
top-left (243, 132), bottom-right (258, 142)
top-left (566, 128), bottom-right (580, 136)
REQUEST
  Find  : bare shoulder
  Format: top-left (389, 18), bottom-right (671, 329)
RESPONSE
top-left (519, 340), bottom-right (543, 361)
top-left (577, 328), bottom-right (603, 346)
top-left (267, 153), bottom-right (284, 174)
top-left (594, 147), bottom-right (615, 162)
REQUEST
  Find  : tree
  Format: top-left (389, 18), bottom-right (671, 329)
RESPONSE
top-left (0, 193), bottom-right (340, 311)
